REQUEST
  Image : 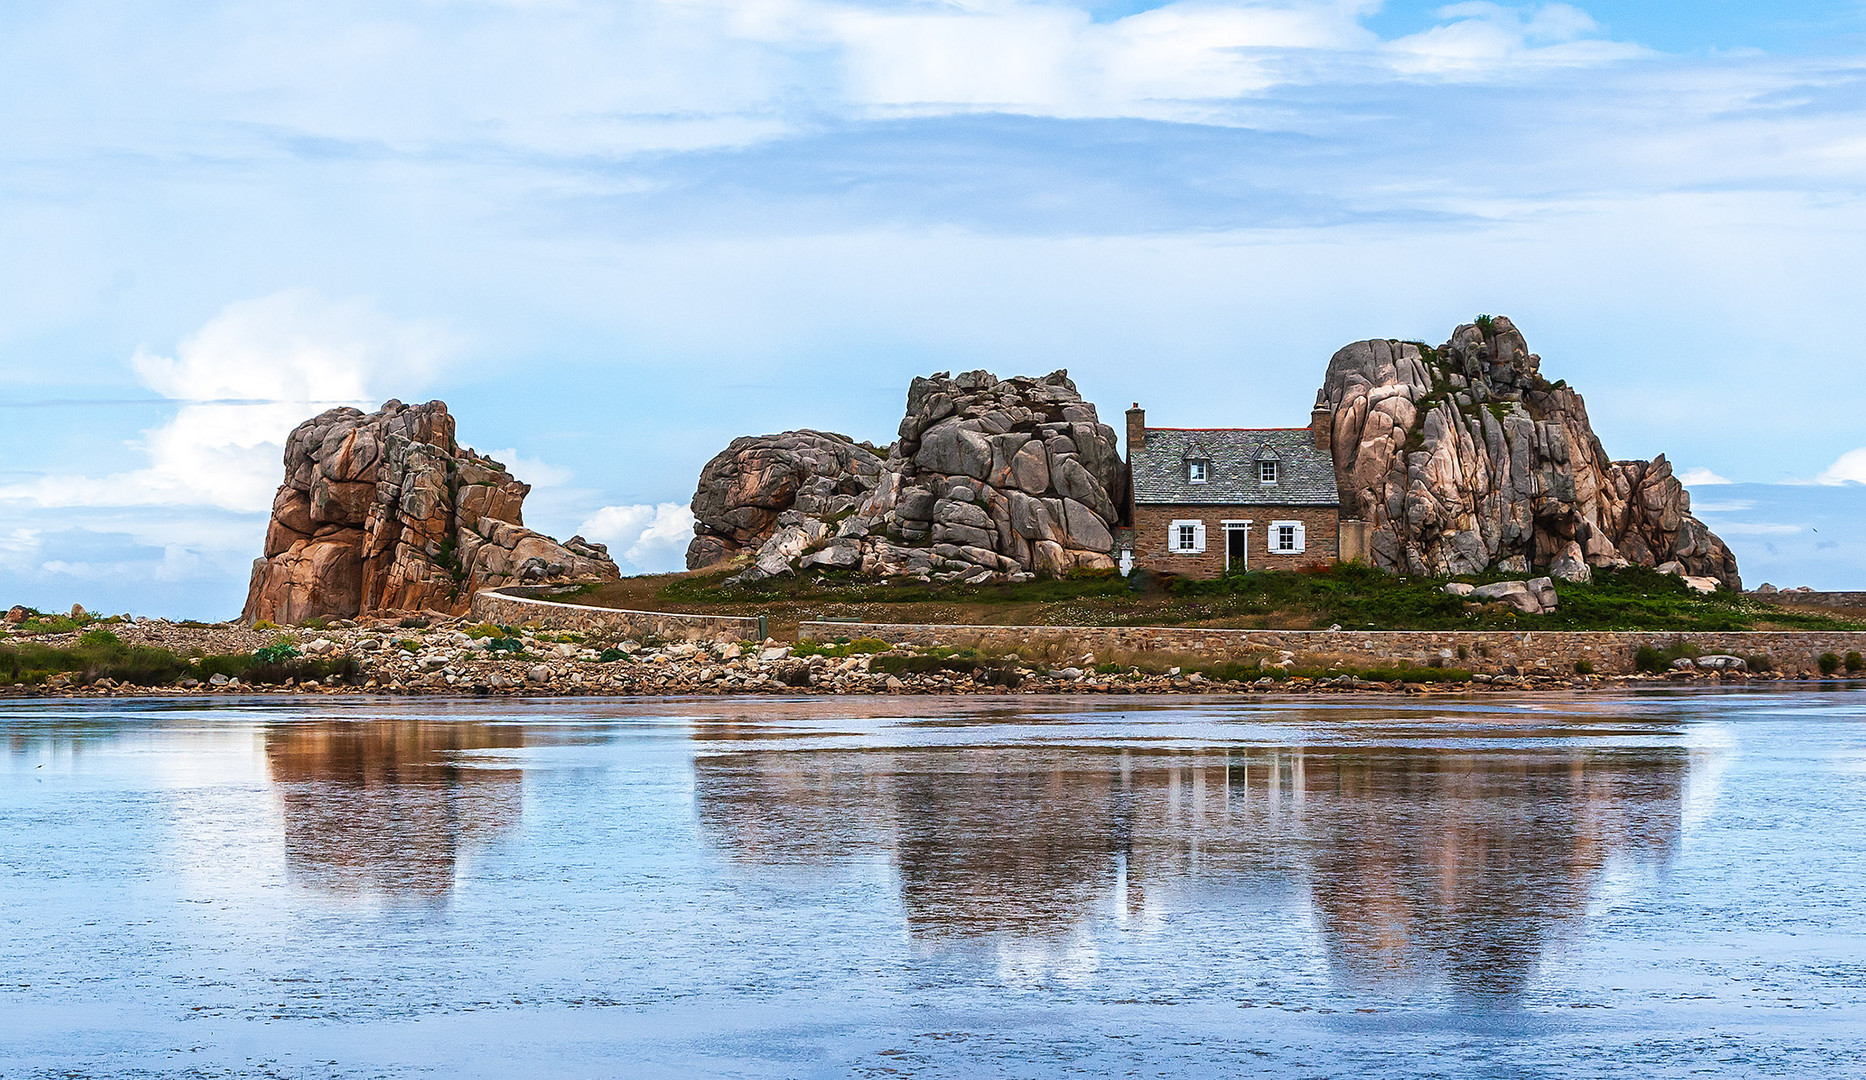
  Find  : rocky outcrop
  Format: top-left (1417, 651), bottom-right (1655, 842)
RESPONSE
top-left (686, 370), bottom-right (1125, 584)
top-left (1320, 317), bottom-right (1739, 588)
top-left (1444, 577), bottom-right (1560, 615)
top-left (244, 400), bottom-right (620, 624)
top-left (684, 430), bottom-right (886, 570)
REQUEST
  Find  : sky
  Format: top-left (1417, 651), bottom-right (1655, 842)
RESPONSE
top-left (2, 0), bottom-right (1863, 618)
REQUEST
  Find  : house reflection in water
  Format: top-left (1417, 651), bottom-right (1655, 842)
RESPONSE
top-left (263, 719), bottom-right (524, 901)
top-left (693, 737), bottom-right (1686, 998)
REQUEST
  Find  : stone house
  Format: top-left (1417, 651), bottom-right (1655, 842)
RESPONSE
top-left (1122, 399), bottom-right (1368, 577)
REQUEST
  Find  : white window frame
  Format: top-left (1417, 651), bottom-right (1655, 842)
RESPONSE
top-left (1170, 519), bottom-right (1206, 554)
top-left (1270, 519), bottom-right (1305, 554)
top-left (1187, 460), bottom-right (1209, 484)
top-left (1258, 459), bottom-right (1278, 485)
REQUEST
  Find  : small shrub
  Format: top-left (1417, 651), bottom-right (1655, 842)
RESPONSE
top-left (486, 637), bottom-right (524, 653)
top-left (1635, 639), bottom-right (1701, 673)
top-left (253, 643), bottom-right (301, 664)
top-left (598, 647), bottom-right (628, 663)
top-left (1819, 652), bottom-right (1841, 676)
top-left (1847, 651), bottom-right (1863, 674)
top-left (252, 620), bottom-right (279, 631)
top-left (299, 617), bottom-right (329, 631)
top-left (1575, 658), bottom-right (1594, 675)
top-left (1474, 313), bottom-right (1497, 336)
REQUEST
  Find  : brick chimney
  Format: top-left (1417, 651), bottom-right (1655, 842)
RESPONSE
top-left (1126, 403), bottom-right (1145, 456)
top-left (1310, 392), bottom-right (1332, 454)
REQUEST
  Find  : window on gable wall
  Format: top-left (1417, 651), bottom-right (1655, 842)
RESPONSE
top-left (1259, 459), bottom-right (1278, 485)
top-left (1188, 460), bottom-right (1209, 484)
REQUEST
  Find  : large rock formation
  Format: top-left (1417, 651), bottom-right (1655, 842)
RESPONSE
top-left (686, 370), bottom-right (1125, 584)
top-left (1320, 316), bottom-right (1739, 587)
top-left (244, 400), bottom-right (620, 624)
top-left (685, 430), bottom-right (887, 570)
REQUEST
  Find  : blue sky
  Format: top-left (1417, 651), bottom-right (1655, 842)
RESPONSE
top-left (2, 0), bottom-right (1863, 617)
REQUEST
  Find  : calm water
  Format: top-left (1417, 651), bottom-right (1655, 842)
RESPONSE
top-left (4, 691), bottom-right (1865, 1079)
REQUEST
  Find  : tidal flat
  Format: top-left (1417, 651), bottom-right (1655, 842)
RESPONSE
top-left (4, 690), bottom-right (1864, 1078)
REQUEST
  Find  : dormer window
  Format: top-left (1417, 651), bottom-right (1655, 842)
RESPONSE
top-left (1188, 460), bottom-right (1210, 484)
top-left (1259, 459), bottom-right (1278, 485)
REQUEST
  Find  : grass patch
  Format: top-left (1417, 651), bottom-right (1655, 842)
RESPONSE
top-left (0, 630), bottom-right (357, 687)
top-left (573, 562), bottom-right (1862, 635)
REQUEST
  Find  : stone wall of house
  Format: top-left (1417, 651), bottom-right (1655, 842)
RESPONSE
top-left (470, 587), bottom-right (761, 644)
top-left (798, 620), bottom-right (1866, 677)
top-left (1130, 504), bottom-right (1339, 577)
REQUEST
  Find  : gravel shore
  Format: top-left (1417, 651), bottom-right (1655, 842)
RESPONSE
top-left (2, 615), bottom-right (1834, 698)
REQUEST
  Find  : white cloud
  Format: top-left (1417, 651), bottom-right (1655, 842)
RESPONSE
top-left (577, 502), bottom-right (695, 574)
top-left (1, 0), bottom-right (1650, 165)
top-left (826, 0), bottom-right (1381, 118)
top-left (1816, 447), bottom-right (1866, 485)
top-left (1678, 467), bottom-right (1732, 486)
top-left (1386, 2), bottom-right (1643, 78)
top-left (0, 529), bottom-right (41, 571)
top-left (0, 291), bottom-right (452, 513)
top-left (480, 448), bottom-right (574, 489)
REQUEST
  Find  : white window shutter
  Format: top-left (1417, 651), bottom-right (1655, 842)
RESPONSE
top-left (1193, 522), bottom-right (1206, 553)
top-left (1293, 522), bottom-right (1306, 553)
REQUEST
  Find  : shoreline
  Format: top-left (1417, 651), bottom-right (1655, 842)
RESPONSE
top-left (8, 612), bottom-right (1865, 701)
top-left (5, 671), bottom-right (1860, 701)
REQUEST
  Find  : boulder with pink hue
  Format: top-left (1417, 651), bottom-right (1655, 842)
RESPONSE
top-left (1318, 316), bottom-right (1740, 588)
top-left (685, 370), bottom-right (1125, 584)
top-left (243, 400), bottom-right (620, 624)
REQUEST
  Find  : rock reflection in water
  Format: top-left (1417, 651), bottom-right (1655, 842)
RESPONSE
top-left (263, 719), bottom-right (524, 900)
top-left (1301, 749), bottom-right (1685, 999)
top-left (695, 737), bottom-right (1686, 996)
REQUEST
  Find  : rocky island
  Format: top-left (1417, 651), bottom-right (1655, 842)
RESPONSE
top-left (686, 316), bottom-right (1738, 591)
top-left (11, 315), bottom-right (1863, 702)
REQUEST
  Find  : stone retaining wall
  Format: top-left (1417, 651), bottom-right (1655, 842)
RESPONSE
top-left (1753, 591), bottom-right (1866, 609)
top-left (470, 587), bottom-right (761, 644)
top-left (799, 620), bottom-right (1866, 676)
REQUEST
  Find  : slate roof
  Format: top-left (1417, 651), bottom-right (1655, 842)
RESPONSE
top-left (1132, 427), bottom-right (1339, 506)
